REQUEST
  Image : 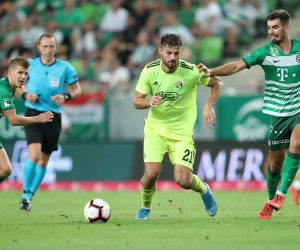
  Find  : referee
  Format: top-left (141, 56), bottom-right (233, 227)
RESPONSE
top-left (19, 34), bottom-right (81, 211)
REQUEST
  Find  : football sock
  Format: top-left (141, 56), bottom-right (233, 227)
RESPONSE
top-left (279, 152), bottom-right (300, 195)
top-left (141, 185), bottom-right (156, 209)
top-left (191, 174), bottom-right (207, 195)
top-left (267, 166), bottom-right (281, 200)
top-left (29, 165), bottom-right (47, 199)
top-left (22, 159), bottom-right (37, 200)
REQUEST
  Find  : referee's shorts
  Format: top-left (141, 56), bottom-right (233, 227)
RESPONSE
top-left (24, 108), bottom-right (62, 155)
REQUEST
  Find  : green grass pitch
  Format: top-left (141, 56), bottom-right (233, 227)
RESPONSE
top-left (0, 190), bottom-right (299, 250)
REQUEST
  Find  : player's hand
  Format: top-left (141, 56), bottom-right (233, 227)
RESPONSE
top-left (197, 63), bottom-right (211, 76)
top-left (51, 94), bottom-right (65, 106)
top-left (38, 111), bottom-right (54, 123)
top-left (203, 103), bottom-right (216, 129)
top-left (149, 96), bottom-right (162, 107)
top-left (25, 93), bottom-right (39, 104)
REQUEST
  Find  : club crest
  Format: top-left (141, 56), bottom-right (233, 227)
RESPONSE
top-left (269, 47), bottom-right (279, 57)
top-left (175, 81), bottom-right (183, 88)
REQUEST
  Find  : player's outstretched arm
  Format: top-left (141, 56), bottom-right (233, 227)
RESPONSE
top-left (3, 109), bottom-right (53, 126)
top-left (198, 60), bottom-right (247, 77)
top-left (133, 91), bottom-right (162, 109)
top-left (210, 59), bottom-right (247, 76)
top-left (203, 77), bottom-right (223, 129)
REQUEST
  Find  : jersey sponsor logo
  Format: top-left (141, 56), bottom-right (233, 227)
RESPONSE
top-left (296, 53), bottom-right (300, 63)
top-left (276, 68), bottom-right (288, 81)
top-left (271, 139), bottom-right (289, 145)
top-left (175, 81), bottom-right (183, 88)
top-left (156, 91), bottom-right (179, 101)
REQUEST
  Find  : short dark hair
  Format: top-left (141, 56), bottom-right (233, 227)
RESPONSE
top-left (160, 33), bottom-right (183, 47)
top-left (9, 57), bottom-right (30, 69)
top-left (38, 34), bottom-right (57, 45)
top-left (267, 9), bottom-right (291, 25)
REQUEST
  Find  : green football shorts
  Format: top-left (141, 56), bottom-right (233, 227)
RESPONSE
top-left (268, 114), bottom-right (300, 151)
top-left (0, 141), bottom-right (3, 149)
top-left (143, 119), bottom-right (196, 170)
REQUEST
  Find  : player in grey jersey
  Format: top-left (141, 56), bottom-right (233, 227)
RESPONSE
top-left (199, 9), bottom-right (300, 219)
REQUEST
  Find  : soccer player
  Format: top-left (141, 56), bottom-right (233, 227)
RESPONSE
top-left (0, 57), bottom-right (53, 184)
top-left (133, 33), bottom-right (223, 220)
top-left (199, 9), bottom-right (300, 219)
top-left (18, 34), bottom-right (82, 211)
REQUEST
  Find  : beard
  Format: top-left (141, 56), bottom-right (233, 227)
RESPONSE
top-left (271, 37), bottom-right (282, 45)
top-left (161, 57), bottom-right (177, 72)
top-left (270, 32), bottom-right (285, 45)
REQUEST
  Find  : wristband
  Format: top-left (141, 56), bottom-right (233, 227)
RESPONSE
top-left (21, 92), bottom-right (27, 100)
top-left (63, 93), bottom-right (72, 101)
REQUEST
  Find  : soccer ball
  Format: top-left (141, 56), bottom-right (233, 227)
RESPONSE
top-left (84, 199), bottom-right (111, 223)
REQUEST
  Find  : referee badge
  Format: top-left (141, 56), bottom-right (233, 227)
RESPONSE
top-left (175, 81), bottom-right (183, 88)
top-left (50, 78), bottom-right (59, 87)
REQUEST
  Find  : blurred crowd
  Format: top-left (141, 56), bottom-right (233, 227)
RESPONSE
top-left (0, 0), bottom-right (297, 95)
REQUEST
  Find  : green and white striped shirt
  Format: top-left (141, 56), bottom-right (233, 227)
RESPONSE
top-left (243, 39), bottom-right (300, 117)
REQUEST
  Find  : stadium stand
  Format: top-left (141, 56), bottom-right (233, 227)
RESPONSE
top-left (0, 0), bottom-right (299, 140)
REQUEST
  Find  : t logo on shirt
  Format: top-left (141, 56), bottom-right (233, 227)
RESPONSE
top-left (277, 68), bottom-right (288, 82)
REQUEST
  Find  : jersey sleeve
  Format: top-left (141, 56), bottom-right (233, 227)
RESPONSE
top-left (135, 67), bottom-right (152, 95)
top-left (242, 46), bottom-right (266, 69)
top-left (65, 62), bottom-right (79, 85)
top-left (0, 97), bottom-right (15, 111)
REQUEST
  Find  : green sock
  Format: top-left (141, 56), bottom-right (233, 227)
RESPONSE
top-left (141, 185), bottom-right (156, 209)
top-left (191, 175), bottom-right (206, 195)
top-left (279, 152), bottom-right (300, 195)
top-left (267, 166), bottom-right (281, 200)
